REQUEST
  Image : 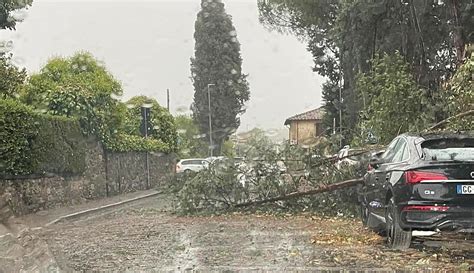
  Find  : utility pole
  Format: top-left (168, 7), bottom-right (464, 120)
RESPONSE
top-left (167, 89), bottom-right (170, 111)
top-left (207, 83), bottom-right (215, 157)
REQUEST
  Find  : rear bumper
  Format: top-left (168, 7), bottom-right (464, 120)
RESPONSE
top-left (400, 204), bottom-right (474, 232)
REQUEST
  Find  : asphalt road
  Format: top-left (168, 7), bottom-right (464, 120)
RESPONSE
top-left (35, 194), bottom-right (473, 271)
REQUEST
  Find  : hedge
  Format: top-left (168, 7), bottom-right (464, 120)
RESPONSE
top-left (0, 98), bottom-right (86, 175)
top-left (104, 133), bottom-right (171, 153)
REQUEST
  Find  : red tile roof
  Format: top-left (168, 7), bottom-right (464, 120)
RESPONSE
top-left (284, 107), bottom-right (325, 125)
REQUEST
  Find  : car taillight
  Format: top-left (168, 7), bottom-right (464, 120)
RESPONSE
top-left (367, 164), bottom-right (373, 171)
top-left (404, 170), bottom-right (448, 184)
top-left (402, 205), bottom-right (449, 212)
top-left (176, 164), bottom-right (181, 172)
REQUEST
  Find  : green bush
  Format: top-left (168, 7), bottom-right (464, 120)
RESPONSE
top-left (0, 98), bottom-right (86, 175)
top-left (104, 133), bottom-right (171, 153)
top-left (32, 115), bottom-right (86, 175)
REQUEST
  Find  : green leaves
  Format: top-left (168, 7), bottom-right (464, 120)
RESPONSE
top-left (0, 54), bottom-right (27, 99)
top-left (104, 133), bottom-right (170, 153)
top-left (259, 0), bottom-right (467, 144)
top-left (355, 53), bottom-right (431, 144)
top-left (0, 98), bottom-right (86, 175)
top-left (123, 96), bottom-right (178, 152)
top-left (23, 52), bottom-right (123, 141)
top-left (175, 114), bottom-right (208, 158)
top-left (22, 52), bottom-right (176, 154)
top-left (442, 54), bottom-right (474, 131)
top-left (0, 0), bottom-right (33, 30)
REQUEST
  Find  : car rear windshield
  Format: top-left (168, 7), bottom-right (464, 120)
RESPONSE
top-left (421, 138), bottom-right (474, 161)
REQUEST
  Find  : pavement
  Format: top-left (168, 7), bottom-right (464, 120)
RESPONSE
top-left (0, 189), bottom-right (162, 272)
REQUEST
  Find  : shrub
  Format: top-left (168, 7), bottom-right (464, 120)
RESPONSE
top-left (104, 133), bottom-right (171, 153)
top-left (0, 98), bottom-right (86, 175)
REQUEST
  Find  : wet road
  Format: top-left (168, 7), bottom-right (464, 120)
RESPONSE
top-left (37, 195), bottom-right (473, 271)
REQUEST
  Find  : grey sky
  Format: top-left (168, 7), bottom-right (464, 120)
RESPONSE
top-left (1, 0), bottom-right (324, 132)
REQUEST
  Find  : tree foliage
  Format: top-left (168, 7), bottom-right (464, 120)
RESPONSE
top-left (23, 52), bottom-right (124, 143)
top-left (0, 0), bottom-right (33, 31)
top-left (0, 53), bottom-right (26, 99)
top-left (22, 52), bottom-right (176, 153)
top-left (191, 0), bottom-right (250, 155)
top-left (258, 0), bottom-right (473, 143)
top-left (124, 96), bottom-right (178, 152)
top-left (355, 53), bottom-right (429, 144)
top-left (173, 139), bottom-right (363, 216)
top-left (443, 53), bottom-right (474, 130)
top-left (175, 115), bottom-right (207, 158)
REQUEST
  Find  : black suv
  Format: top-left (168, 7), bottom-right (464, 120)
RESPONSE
top-left (359, 132), bottom-right (474, 249)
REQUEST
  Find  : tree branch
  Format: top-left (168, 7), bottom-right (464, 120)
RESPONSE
top-left (425, 109), bottom-right (474, 131)
top-left (234, 178), bottom-right (363, 208)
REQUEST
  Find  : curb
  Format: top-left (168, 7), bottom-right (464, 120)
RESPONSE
top-left (45, 191), bottom-right (162, 226)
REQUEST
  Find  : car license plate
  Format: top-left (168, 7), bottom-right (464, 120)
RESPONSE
top-left (457, 185), bottom-right (474, 194)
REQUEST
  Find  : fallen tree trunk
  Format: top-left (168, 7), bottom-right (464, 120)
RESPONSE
top-left (234, 178), bottom-right (364, 208)
top-left (425, 109), bottom-right (474, 131)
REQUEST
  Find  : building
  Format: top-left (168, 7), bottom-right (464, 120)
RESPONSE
top-left (284, 107), bottom-right (325, 146)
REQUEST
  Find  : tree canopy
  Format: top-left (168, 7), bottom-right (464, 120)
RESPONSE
top-left (124, 95), bottom-right (178, 151)
top-left (23, 52), bottom-right (124, 142)
top-left (258, 0), bottom-right (473, 143)
top-left (0, 53), bottom-right (26, 99)
top-left (0, 0), bottom-right (33, 30)
top-left (191, 0), bottom-right (250, 155)
top-left (355, 53), bottom-right (429, 144)
top-left (175, 114), bottom-right (207, 158)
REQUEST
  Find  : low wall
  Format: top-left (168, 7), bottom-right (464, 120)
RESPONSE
top-left (105, 151), bottom-right (175, 195)
top-left (0, 139), bottom-right (175, 216)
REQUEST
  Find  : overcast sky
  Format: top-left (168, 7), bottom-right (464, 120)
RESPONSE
top-left (1, 0), bottom-right (324, 132)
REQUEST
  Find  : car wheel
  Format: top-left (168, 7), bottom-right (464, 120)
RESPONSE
top-left (184, 169), bottom-right (192, 174)
top-left (385, 197), bottom-right (412, 250)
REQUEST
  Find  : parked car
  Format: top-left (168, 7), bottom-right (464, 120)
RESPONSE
top-left (335, 145), bottom-right (367, 170)
top-left (206, 156), bottom-right (225, 164)
top-left (176, 158), bottom-right (209, 173)
top-left (359, 132), bottom-right (474, 249)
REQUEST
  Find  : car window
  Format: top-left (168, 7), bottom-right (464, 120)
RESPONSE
top-left (400, 143), bottom-right (410, 161)
top-left (381, 138), bottom-right (399, 163)
top-left (422, 138), bottom-right (474, 161)
top-left (390, 138), bottom-right (407, 163)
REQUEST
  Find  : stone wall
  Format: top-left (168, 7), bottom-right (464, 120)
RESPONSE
top-left (105, 151), bottom-right (175, 195)
top-left (0, 139), bottom-right (176, 216)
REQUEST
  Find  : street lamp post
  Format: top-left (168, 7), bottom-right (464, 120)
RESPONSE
top-left (207, 83), bottom-right (215, 157)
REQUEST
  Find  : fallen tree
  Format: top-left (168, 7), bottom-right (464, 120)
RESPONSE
top-left (234, 178), bottom-right (364, 208)
top-left (425, 109), bottom-right (474, 131)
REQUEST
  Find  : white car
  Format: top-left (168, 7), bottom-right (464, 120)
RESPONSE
top-left (335, 146), bottom-right (366, 169)
top-left (176, 158), bottom-right (209, 173)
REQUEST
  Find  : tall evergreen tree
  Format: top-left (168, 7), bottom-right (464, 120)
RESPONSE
top-left (191, 0), bottom-right (250, 155)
